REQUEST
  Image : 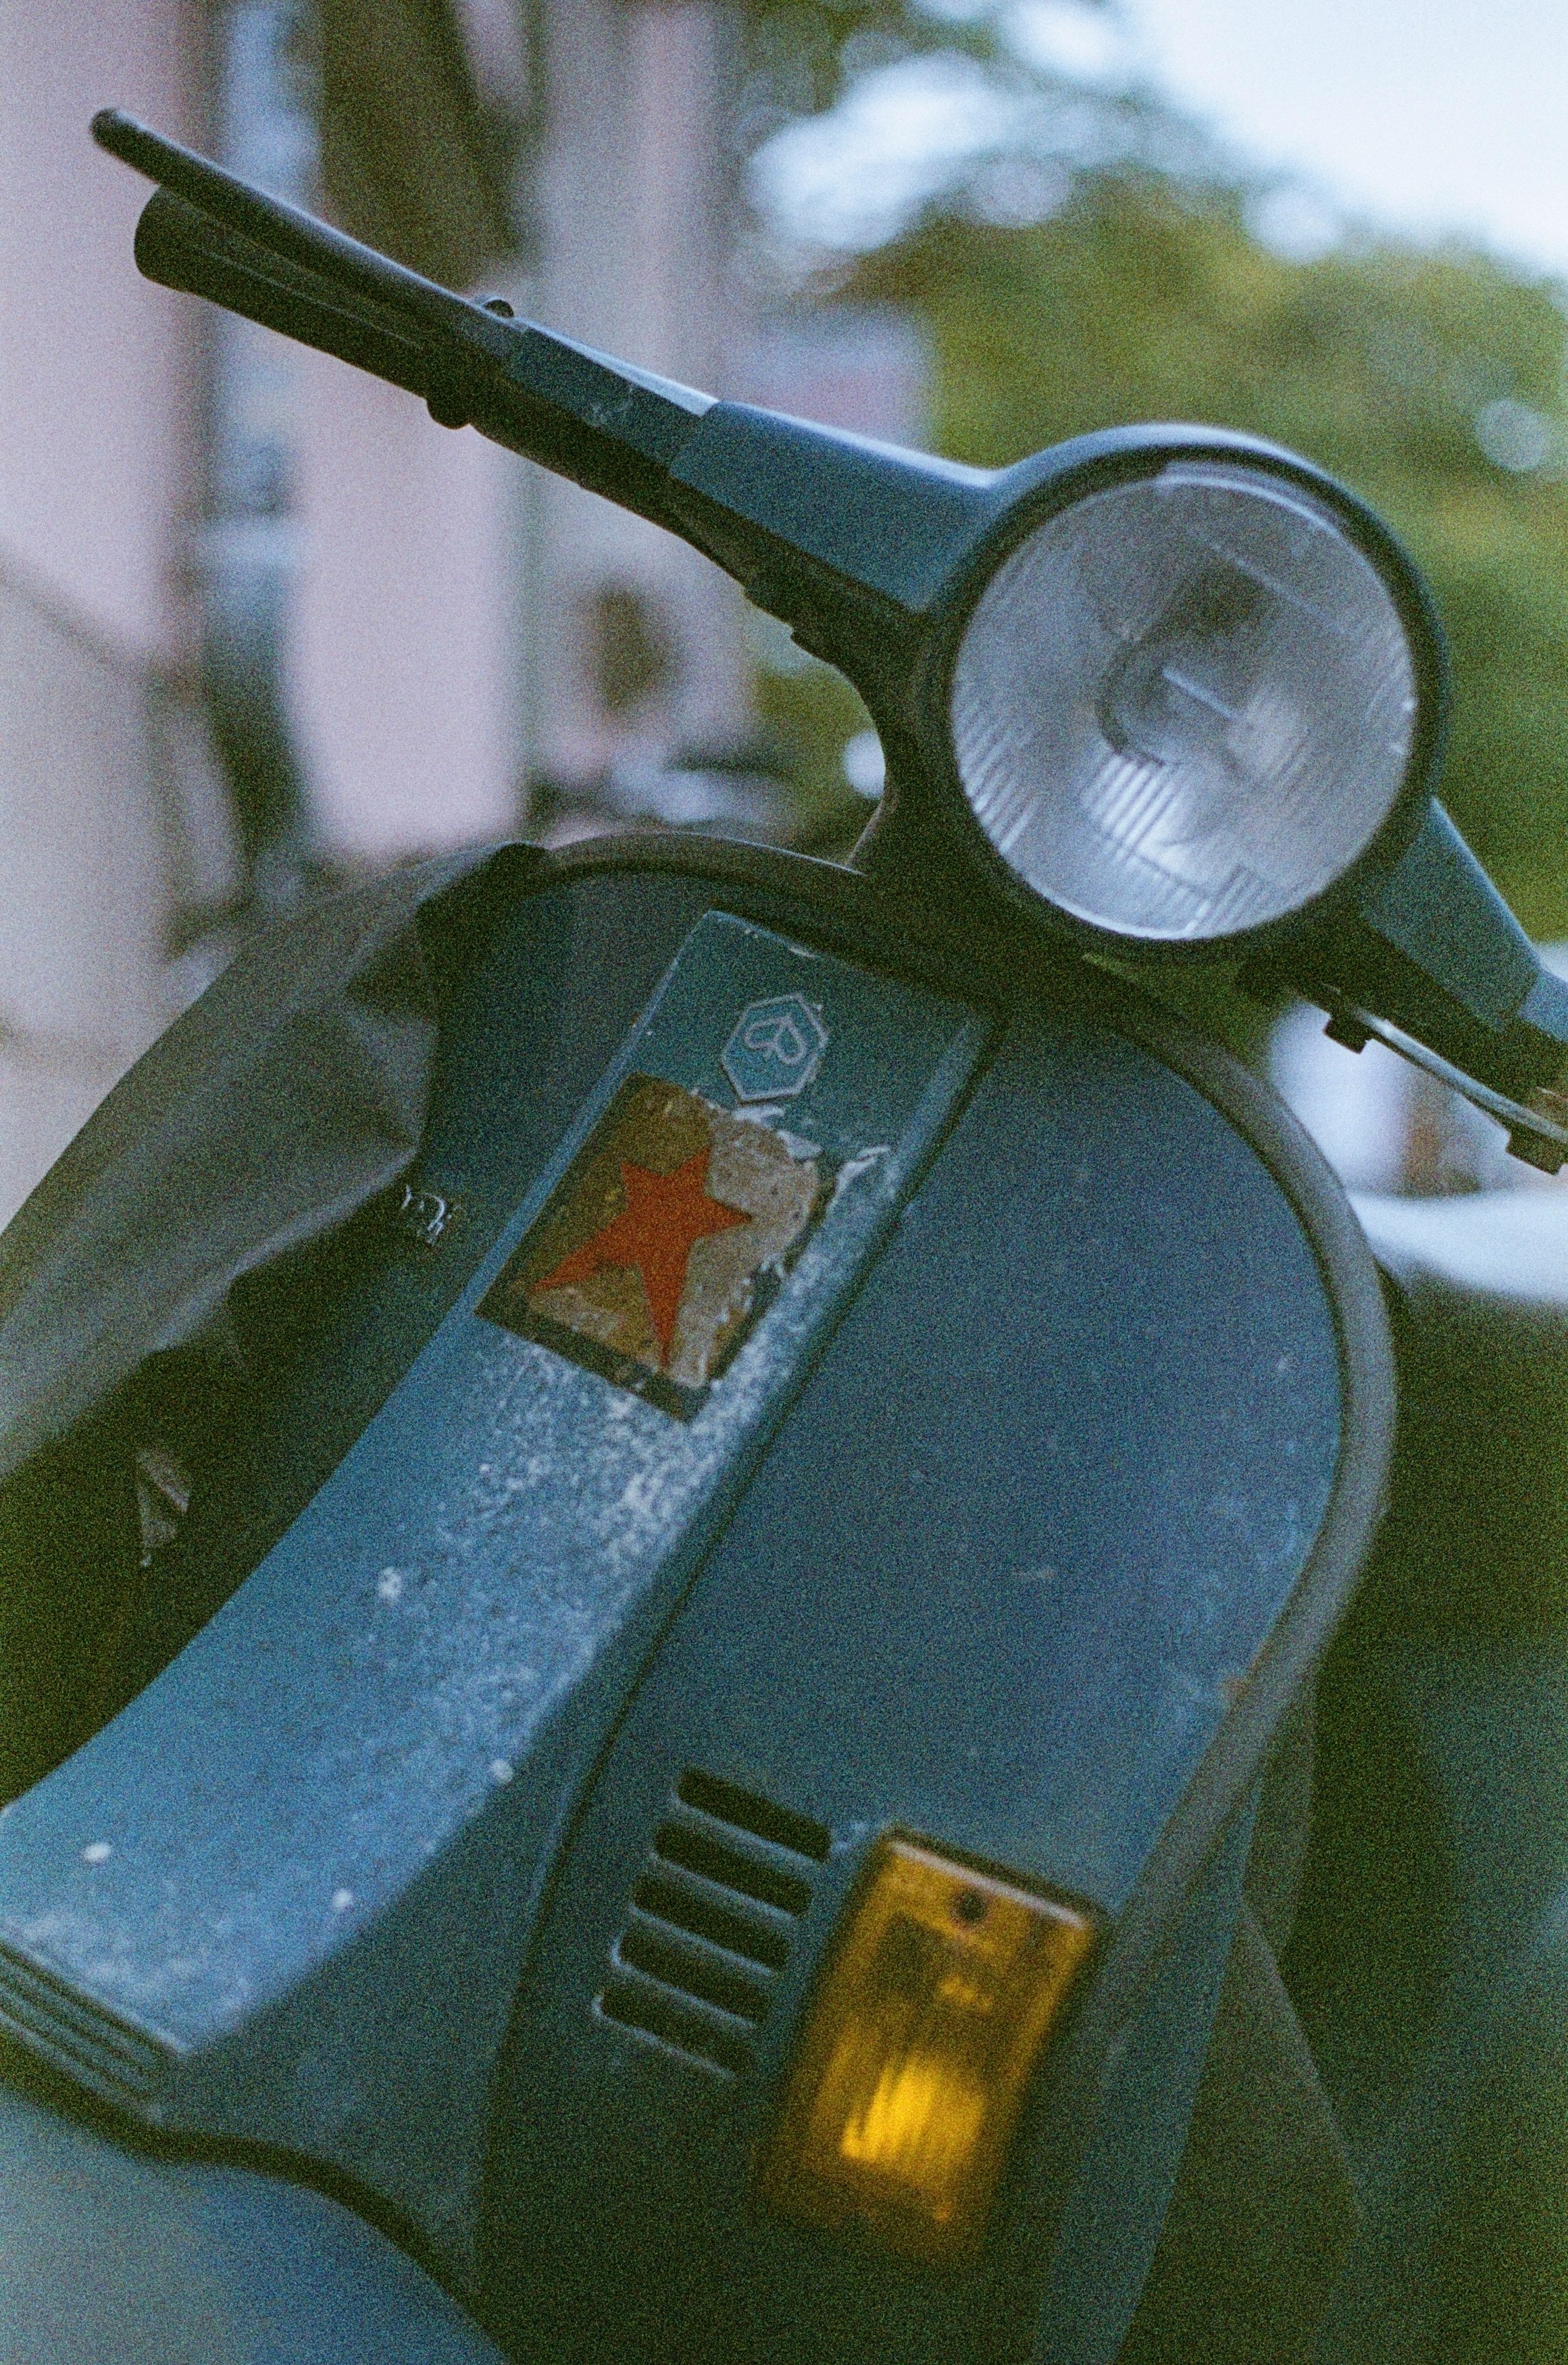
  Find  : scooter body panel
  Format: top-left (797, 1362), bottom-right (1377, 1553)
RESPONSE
top-left (0, 2078), bottom-right (508, 2365)
top-left (0, 846), bottom-right (1391, 2360)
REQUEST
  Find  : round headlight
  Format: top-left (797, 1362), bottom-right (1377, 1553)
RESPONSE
top-left (948, 459), bottom-right (1421, 945)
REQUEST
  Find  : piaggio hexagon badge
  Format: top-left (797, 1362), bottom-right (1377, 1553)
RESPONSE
top-left (722, 995), bottom-right (830, 1104)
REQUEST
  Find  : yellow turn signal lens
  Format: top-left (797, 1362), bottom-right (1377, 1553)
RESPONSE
top-left (757, 1834), bottom-right (1097, 2266)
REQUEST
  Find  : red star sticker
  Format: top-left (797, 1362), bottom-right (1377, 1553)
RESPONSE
top-left (531, 1151), bottom-right (751, 1366)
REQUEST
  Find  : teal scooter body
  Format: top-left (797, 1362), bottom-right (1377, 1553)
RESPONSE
top-left (9, 97), bottom-right (1563, 2364)
top-left (0, 839), bottom-right (1386, 2361)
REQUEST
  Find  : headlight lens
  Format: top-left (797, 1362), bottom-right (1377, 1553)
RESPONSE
top-left (949, 459), bottom-right (1420, 943)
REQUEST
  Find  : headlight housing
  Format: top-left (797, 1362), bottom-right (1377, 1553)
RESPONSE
top-left (947, 453), bottom-right (1433, 949)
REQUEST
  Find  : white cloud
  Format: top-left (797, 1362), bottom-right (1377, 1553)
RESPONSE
top-left (749, 52), bottom-right (1022, 251)
top-left (1244, 184), bottom-right (1344, 266)
top-left (752, 0), bottom-right (1568, 284)
top-left (1001, 1), bottom-right (1135, 89)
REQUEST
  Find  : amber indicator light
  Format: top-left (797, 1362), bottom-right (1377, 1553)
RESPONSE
top-left (757, 1834), bottom-right (1098, 2266)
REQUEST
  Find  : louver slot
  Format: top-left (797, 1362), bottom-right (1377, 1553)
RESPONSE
top-left (597, 1976), bottom-right (755, 2077)
top-left (631, 1870), bottom-right (791, 1970)
top-left (0, 1941), bottom-right (173, 2107)
top-left (596, 1772), bottom-right (829, 2076)
top-left (617, 1915), bottom-right (774, 2021)
top-left (674, 1770), bottom-right (831, 1861)
top-left (651, 1820), bottom-right (813, 1916)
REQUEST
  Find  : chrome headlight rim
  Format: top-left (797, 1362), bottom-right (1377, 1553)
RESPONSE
top-left (909, 424), bottom-right (1450, 964)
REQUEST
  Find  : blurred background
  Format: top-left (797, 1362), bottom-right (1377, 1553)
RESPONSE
top-left (3, 0), bottom-right (1567, 1225)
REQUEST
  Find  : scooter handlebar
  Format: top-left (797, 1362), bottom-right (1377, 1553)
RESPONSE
top-left (133, 186), bottom-right (437, 401)
top-left (92, 109), bottom-right (715, 524)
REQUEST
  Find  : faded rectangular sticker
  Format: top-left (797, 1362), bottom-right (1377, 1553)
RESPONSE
top-left (481, 1073), bottom-right (824, 1417)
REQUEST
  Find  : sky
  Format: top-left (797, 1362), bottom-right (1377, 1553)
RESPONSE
top-left (1129, 0), bottom-right (1568, 280)
top-left (755, 0), bottom-right (1568, 283)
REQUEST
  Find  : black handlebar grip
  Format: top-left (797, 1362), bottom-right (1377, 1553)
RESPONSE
top-left (134, 188), bottom-right (436, 401)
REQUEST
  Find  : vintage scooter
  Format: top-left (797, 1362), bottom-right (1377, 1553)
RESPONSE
top-left (0, 109), bottom-right (1563, 2364)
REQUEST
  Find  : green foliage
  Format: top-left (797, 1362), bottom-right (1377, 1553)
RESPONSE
top-left (736, 0), bottom-right (988, 139)
top-left (853, 179), bottom-right (1568, 929)
top-left (753, 653), bottom-right (875, 850)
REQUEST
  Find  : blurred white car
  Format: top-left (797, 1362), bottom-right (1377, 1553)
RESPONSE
top-left (1271, 947), bottom-right (1568, 1197)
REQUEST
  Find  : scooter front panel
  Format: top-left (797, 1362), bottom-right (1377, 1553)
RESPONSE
top-left (480, 964), bottom-right (1348, 2363)
top-left (0, 887), bottom-right (986, 2267)
top-left (0, 849), bottom-right (1386, 2360)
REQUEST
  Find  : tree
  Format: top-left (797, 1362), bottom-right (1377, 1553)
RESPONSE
top-left (742, 6), bottom-right (1568, 932)
top-left (857, 180), bottom-right (1568, 930)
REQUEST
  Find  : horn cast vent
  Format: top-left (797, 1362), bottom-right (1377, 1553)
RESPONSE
top-left (596, 1772), bottom-right (829, 2077)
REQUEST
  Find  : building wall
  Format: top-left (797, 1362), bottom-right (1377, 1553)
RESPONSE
top-left (0, 2), bottom-right (216, 1229)
top-left (532, 0), bottom-right (752, 791)
top-left (0, 0), bottom-right (530, 1232)
top-left (0, 0), bottom-right (752, 1229)
top-left (0, 1), bottom-right (202, 662)
top-left (287, 355), bottom-right (526, 864)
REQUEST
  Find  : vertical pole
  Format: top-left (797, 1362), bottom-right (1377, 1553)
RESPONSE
top-left (199, 0), bottom-right (318, 913)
